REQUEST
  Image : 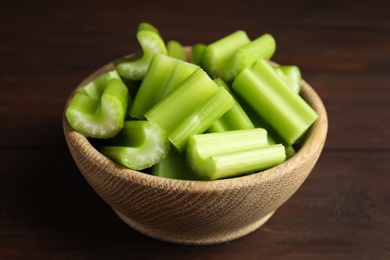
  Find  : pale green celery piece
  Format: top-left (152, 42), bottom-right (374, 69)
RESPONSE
top-left (152, 147), bottom-right (200, 180)
top-left (186, 129), bottom-right (285, 180)
top-left (208, 78), bottom-right (254, 132)
top-left (145, 69), bottom-right (220, 136)
top-left (129, 54), bottom-right (199, 119)
top-left (203, 32), bottom-right (276, 82)
top-left (137, 22), bottom-right (159, 33)
top-left (202, 30), bottom-right (250, 81)
top-left (232, 60), bottom-right (317, 145)
top-left (239, 100), bottom-right (297, 158)
top-left (99, 120), bottom-right (170, 171)
top-left (169, 87), bottom-right (235, 151)
top-left (191, 43), bottom-right (206, 66)
top-left (115, 24), bottom-right (167, 81)
top-left (66, 70), bottom-right (129, 139)
top-left (167, 40), bottom-right (186, 61)
top-left (243, 33), bottom-right (276, 60)
top-left (274, 65), bottom-right (302, 94)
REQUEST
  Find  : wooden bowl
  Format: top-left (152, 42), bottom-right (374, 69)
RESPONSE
top-left (63, 54), bottom-right (328, 245)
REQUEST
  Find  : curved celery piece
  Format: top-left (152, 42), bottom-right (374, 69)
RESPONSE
top-left (191, 43), bottom-right (206, 66)
top-left (152, 147), bottom-right (200, 180)
top-left (187, 129), bottom-right (286, 180)
top-left (167, 40), bottom-right (186, 61)
top-left (208, 78), bottom-right (254, 132)
top-left (129, 54), bottom-right (199, 119)
top-left (66, 70), bottom-right (129, 139)
top-left (145, 69), bottom-right (234, 152)
top-left (99, 120), bottom-right (170, 170)
top-left (115, 22), bottom-right (167, 80)
top-left (232, 58), bottom-right (318, 145)
top-left (203, 31), bottom-right (276, 82)
top-left (274, 65), bottom-right (302, 94)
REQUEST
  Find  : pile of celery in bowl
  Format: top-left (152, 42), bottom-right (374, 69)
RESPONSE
top-left (65, 22), bottom-right (318, 181)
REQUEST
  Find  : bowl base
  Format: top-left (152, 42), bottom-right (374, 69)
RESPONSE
top-left (114, 209), bottom-right (275, 245)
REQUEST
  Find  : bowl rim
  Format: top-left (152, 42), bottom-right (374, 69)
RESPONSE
top-left (63, 55), bottom-right (328, 193)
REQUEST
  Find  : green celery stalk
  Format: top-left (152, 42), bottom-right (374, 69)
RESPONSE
top-left (99, 120), bottom-right (170, 170)
top-left (202, 30), bottom-right (250, 81)
top-left (191, 43), bottom-right (206, 66)
top-left (208, 78), bottom-right (254, 132)
top-left (129, 54), bottom-right (199, 119)
top-left (145, 69), bottom-right (234, 151)
top-left (152, 147), bottom-right (200, 180)
top-left (66, 70), bottom-right (129, 139)
top-left (187, 129), bottom-right (285, 180)
top-left (169, 87), bottom-right (235, 151)
top-left (167, 40), bottom-right (186, 61)
top-left (115, 22), bottom-right (167, 80)
top-left (203, 32), bottom-right (276, 82)
top-left (232, 59), bottom-right (318, 145)
top-left (274, 65), bottom-right (302, 93)
top-left (240, 100), bottom-right (297, 158)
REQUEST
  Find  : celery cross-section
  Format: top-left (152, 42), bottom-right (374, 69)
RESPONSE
top-left (66, 70), bottom-right (129, 139)
top-left (99, 120), bottom-right (170, 170)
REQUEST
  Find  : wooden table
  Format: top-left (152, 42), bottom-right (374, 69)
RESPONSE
top-left (1, 0), bottom-right (389, 258)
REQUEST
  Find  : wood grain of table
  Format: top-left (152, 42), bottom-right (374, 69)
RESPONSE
top-left (1, 0), bottom-right (389, 259)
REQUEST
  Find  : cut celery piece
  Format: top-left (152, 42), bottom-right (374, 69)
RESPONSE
top-left (191, 43), bottom-right (206, 66)
top-left (138, 22), bottom-right (159, 33)
top-left (115, 23), bottom-right (167, 80)
top-left (187, 129), bottom-right (285, 180)
top-left (274, 65), bottom-right (302, 94)
top-left (145, 69), bottom-right (234, 151)
top-left (167, 40), bottom-right (186, 61)
top-left (202, 30), bottom-right (250, 81)
top-left (232, 59), bottom-right (318, 145)
top-left (66, 70), bottom-right (129, 139)
top-left (203, 32), bottom-right (276, 82)
top-left (129, 54), bottom-right (199, 119)
top-left (152, 147), bottom-right (199, 180)
top-left (208, 78), bottom-right (254, 132)
top-left (99, 120), bottom-right (170, 170)
top-left (239, 99), bottom-right (297, 159)
top-left (169, 87), bottom-right (235, 151)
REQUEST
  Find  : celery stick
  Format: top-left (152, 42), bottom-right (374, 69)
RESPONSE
top-left (145, 69), bottom-right (234, 151)
top-left (167, 40), bottom-right (186, 61)
top-left (145, 69), bottom-right (219, 135)
top-left (152, 147), bottom-right (200, 180)
top-left (274, 65), bottom-right (302, 93)
top-left (187, 129), bottom-right (285, 180)
top-left (115, 23), bottom-right (167, 80)
top-left (66, 70), bottom-right (129, 139)
top-left (99, 120), bottom-right (170, 170)
top-left (232, 59), bottom-right (317, 145)
top-left (138, 22), bottom-right (159, 33)
top-left (240, 101), bottom-right (297, 158)
top-left (169, 87), bottom-right (235, 151)
top-left (191, 43), bottom-right (206, 66)
top-left (203, 32), bottom-right (276, 82)
top-left (202, 30), bottom-right (250, 81)
top-left (208, 78), bottom-right (254, 132)
top-left (129, 54), bottom-right (199, 119)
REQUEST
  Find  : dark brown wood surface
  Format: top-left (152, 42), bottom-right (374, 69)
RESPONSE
top-left (1, 0), bottom-right (389, 259)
